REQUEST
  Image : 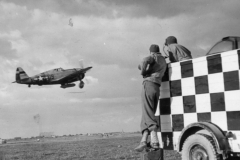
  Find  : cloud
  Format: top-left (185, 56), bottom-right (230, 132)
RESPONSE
top-left (0, 39), bottom-right (18, 59)
top-left (4, 0), bottom-right (240, 20)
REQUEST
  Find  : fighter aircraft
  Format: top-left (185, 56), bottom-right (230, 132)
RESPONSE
top-left (12, 62), bottom-right (92, 89)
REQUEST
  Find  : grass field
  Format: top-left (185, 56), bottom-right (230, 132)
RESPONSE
top-left (0, 134), bottom-right (181, 160)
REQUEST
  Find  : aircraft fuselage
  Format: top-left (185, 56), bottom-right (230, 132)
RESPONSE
top-left (14, 66), bottom-right (92, 89)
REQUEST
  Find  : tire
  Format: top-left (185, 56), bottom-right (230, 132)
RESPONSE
top-left (182, 133), bottom-right (222, 160)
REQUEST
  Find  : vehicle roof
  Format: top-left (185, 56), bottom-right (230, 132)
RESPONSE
top-left (222, 36), bottom-right (240, 40)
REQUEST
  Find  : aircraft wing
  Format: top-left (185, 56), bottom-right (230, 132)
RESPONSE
top-left (52, 67), bottom-right (92, 83)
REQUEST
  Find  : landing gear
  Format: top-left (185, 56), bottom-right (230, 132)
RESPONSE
top-left (79, 81), bottom-right (84, 89)
top-left (28, 84), bottom-right (31, 88)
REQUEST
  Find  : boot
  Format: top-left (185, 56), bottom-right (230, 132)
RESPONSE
top-left (150, 130), bottom-right (160, 149)
top-left (134, 130), bottom-right (149, 152)
top-left (134, 141), bottom-right (147, 152)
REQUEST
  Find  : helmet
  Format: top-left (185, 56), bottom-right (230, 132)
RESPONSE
top-left (149, 44), bottom-right (159, 52)
top-left (165, 36), bottom-right (177, 45)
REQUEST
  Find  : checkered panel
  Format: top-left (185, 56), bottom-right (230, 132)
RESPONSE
top-left (211, 111), bottom-right (228, 130)
top-left (160, 115), bottom-right (172, 132)
top-left (193, 57), bottom-right (208, 77)
top-left (225, 90), bottom-right (240, 111)
top-left (222, 50), bottom-right (239, 72)
top-left (208, 73), bottom-right (224, 93)
top-left (183, 95), bottom-right (196, 113)
top-left (169, 63), bottom-right (181, 80)
top-left (227, 111), bottom-right (240, 130)
top-left (171, 97), bottom-right (184, 114)
top-left (170, 80), bottom-right (181, 97)
top-left (181, 77), bottom-right (196, 96)
top-left (160, 81), bottom-right (170, 98)
top-left (195, 94), bottom-right (211, 113)
top-left (157, 50), bottom-right (240, 150)
top-left (224, 71), bottom-right (239, 91)
top-left (195, 75), bottom-right (209, 94)
top-left (173, 131), bottom-right (181, 150)
top-left (197, 112), bottom-right (211, 122)
top-left (180, 60), bottom-right (193, 78)
top-left (207, 54), bottom-right (222, 74)
top-left (183, 113), bottom-right (198, 127)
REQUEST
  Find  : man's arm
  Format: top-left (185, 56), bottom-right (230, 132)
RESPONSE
top-left (168, 45), bottom-right (178, 62)
top-left (168, 51), bottom-right (177, 62)
top-left (140, 56), bottom-right (154, 76)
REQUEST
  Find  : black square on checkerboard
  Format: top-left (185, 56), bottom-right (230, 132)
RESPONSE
top-left (197, 113), bottom-right (211, 122)
top-left (238, 50), bottom-right (240, 69)
top-left (160, 98), bottom-right (171, 115)
top-left (210, 92), bottom-right (225, 111)
top-left (162, 67), bottom-right (169, 82)
top-left (183, 95), bottom-right (196, 113)
top-left (195, 75), bottom-right (209, 94)
top-left (181, 60), bottom-right (193, 78)
top-left (172, 114), bottom-right (184, 131)
top-left (227, 111), bottom-right (240, 130)
top-left (224, 71), bottom-right (239, 91)
top-left (207, 54), bottom-right (222, 74)
top-left (161, 132), bottom-right (173, 150)
top-left (170, 80), bottom-right (182, 97)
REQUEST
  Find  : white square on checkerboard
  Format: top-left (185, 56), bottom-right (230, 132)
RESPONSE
top-left (208, 73), bottom-right (224, 93)
top-left (160, 81), bottom-right (170, 99)
top-left (169, 63), bottom-right (181, 80)
top-left (181, 77), bottom-right (196, 96)
top-left (221, 50), bottom-right (239, 72)
top-left (211, 111), bottom-right (227, 131)
top-left (173, 131), bottom-right (181, 150)
top-left (239, 70), bottom-right (240, 89)
top-left (192, 57), bottom-right (208, 77)
top-left (157, 132), bottom-right (163, 148)
top-left (155, 101), bottom-right (160, 116)
top-left (171, 97), bottom-right (184, 114)
top-left (225, 90), bottom-right (240, 111)
top-left (160, 115), bottom-right (172, 132)
top-left (195, 94), bottom-right (211, 113)
top-left (184, 113), bottom-right (198, 127)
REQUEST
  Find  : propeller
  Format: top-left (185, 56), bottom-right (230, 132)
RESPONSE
top-left (79, 59), bottom-right (84, 69)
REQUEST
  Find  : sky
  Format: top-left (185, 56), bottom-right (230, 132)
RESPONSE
top-left (0, 0), bottom-right (240, 139)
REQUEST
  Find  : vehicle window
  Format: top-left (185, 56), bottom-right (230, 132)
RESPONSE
top-left (207, 40), bottom-right (233, 55)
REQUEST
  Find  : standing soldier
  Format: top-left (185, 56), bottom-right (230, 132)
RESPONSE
top-left (165, 36), bottom-right (192, 62)
top-left (135, 44), bottom-right (167, 156)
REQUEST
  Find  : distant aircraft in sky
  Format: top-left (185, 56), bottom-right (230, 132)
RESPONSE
top-left (12, 62), bottom-right (92, 89)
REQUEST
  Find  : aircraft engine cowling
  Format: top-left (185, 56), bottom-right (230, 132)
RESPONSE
top-left (79, 81), bottom-right (84, 89)
top-left (78, 74), bottom-right (85, 80)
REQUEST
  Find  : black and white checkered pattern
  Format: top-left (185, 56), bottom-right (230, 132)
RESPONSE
top-left (156, 49), bottom-right (240, 150)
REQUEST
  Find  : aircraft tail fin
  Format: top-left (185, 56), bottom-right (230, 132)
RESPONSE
top-left (79, 59), bottom-right (84, 69)
top-left (16, 67), bottom-right (29, 82)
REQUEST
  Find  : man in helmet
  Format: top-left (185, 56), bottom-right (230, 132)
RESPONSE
top-left (135, 44), bottom-right (167, 155)
top-left (165, 36), bottom-right (192, 62)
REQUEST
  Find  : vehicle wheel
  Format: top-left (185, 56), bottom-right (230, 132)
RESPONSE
top-left (182, 134), bottom-right (222, 160)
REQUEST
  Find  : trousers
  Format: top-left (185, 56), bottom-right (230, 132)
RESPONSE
top-left (140, 81), bottom-right (160, 134)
